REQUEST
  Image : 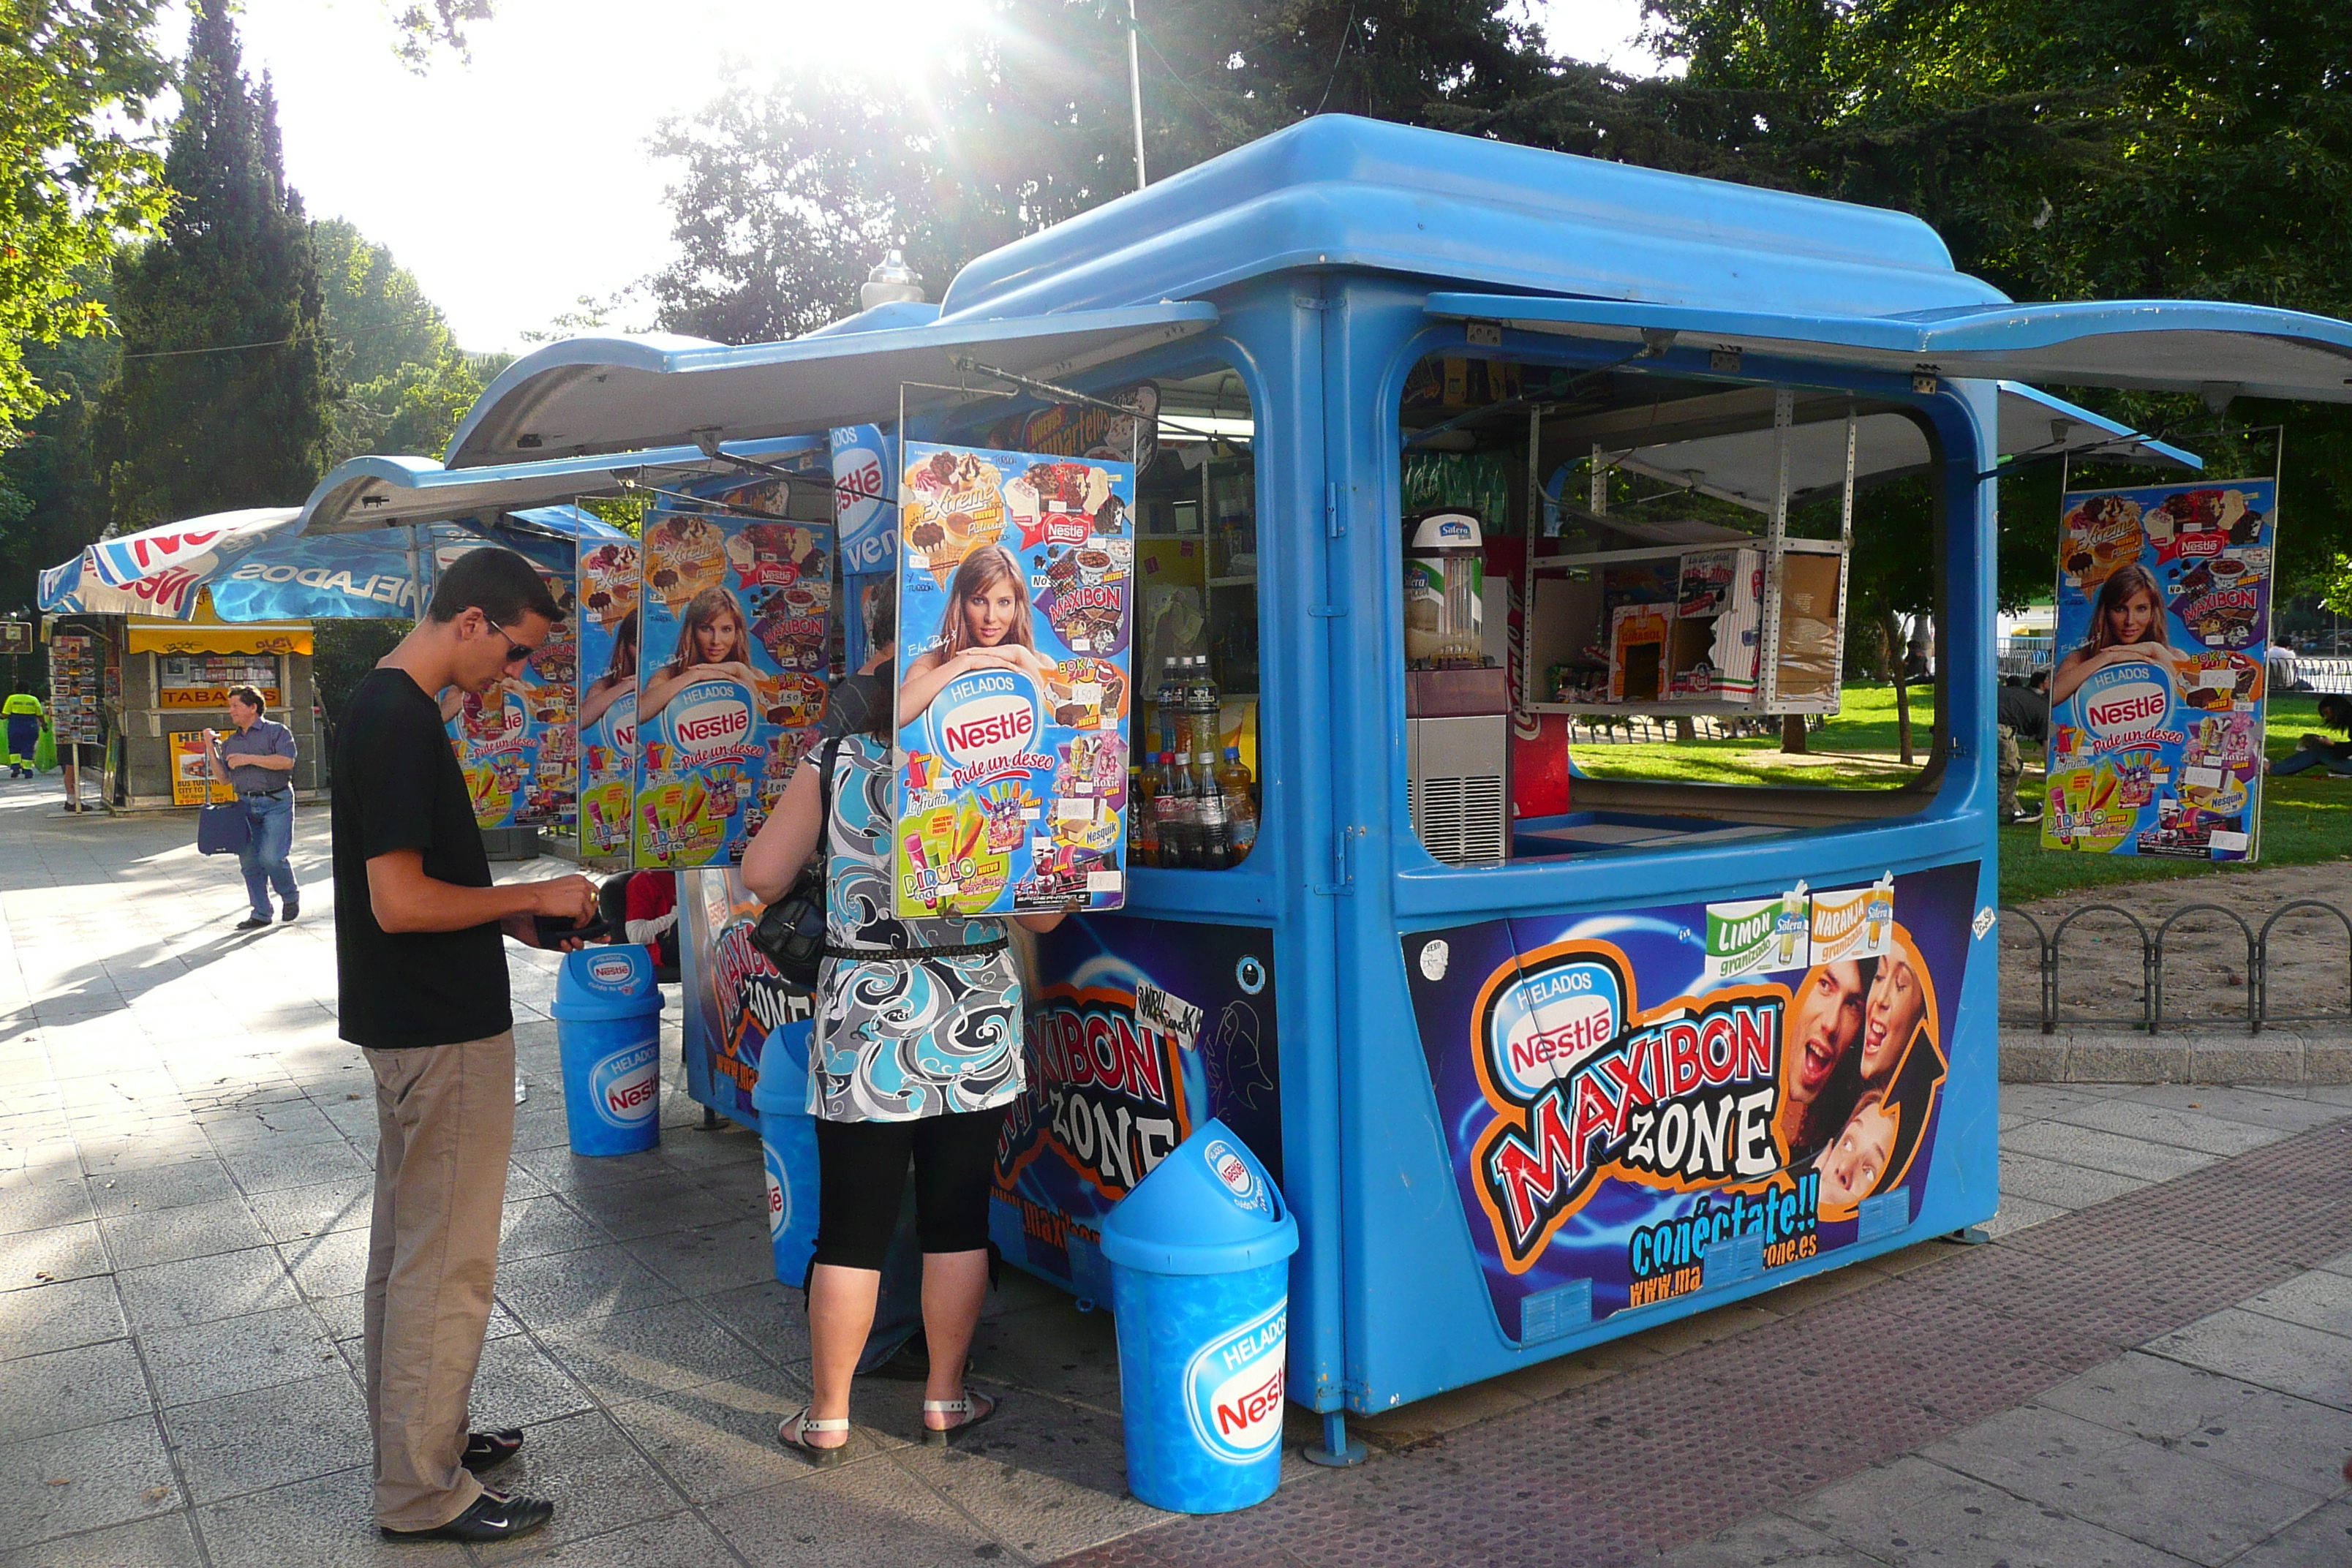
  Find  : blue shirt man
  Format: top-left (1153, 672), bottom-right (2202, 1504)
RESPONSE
top-left (207, 685), bottom-right (299, 930)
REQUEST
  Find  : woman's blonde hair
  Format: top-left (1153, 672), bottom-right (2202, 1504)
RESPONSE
top-left (938, 544), bottom-right (1036, 659)
top-left (667, 587), bottom-right (749, 676)
top-left (2084, 563), bottom-right (2165, 655)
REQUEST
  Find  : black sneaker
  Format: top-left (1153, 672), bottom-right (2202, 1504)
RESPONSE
top-left (279, 900), bottom-right (300, 923)
top-left (461, 1428), bottom-right (523, 1473)
top-left (380, 1490), bottom-right (554, 1543)
top-left (233, 916), bottom-right (272, 932)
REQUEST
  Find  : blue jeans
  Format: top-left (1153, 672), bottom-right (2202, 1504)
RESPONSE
top-left (237, 790), bottom-right (297, 918)
top-left (2271, 747), bottom-right (2352, 777)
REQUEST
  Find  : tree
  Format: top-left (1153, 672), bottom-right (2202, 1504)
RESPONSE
top-left (0, 271), bottom-right (116, 617)
top-left (93, 0), bottom-right (336, 528)
top-left (391, 0), bottom-right (494, 70)
top-left (0, 0), bottom-right (172, 441)
top-left (646, 0), bottom-right (1555, 342)
top-left (312, 218), bottom-right (482, 461)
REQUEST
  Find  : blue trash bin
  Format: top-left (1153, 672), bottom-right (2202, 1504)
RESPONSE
top-left (551, 945), bottom-right (665, 1157)
top-left (1099, 1118), bottom-right (1299, 1515)
top-left (753, 1015), bottom-right (820, 1286)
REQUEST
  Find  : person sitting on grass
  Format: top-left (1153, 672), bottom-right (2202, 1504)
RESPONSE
top-left (2267, 695), bottom-right (2352, 777)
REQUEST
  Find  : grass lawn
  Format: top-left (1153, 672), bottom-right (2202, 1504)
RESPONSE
top-left (1567, 685), bottom-right (2352, 905)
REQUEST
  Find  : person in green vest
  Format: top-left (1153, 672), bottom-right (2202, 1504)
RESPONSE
top-left (2, 685), bottom-right (42, 779)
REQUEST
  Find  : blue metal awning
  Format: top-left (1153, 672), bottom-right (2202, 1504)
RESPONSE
top-left (1426, 294), bottom-right (2352, 404)
top-left (442, 301), bottom-right (1221, 470)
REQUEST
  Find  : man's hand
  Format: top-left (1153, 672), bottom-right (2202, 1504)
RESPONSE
top-left (499, 875), bottom-right (600, 951)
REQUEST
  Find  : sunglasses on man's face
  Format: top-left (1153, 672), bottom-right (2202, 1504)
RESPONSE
top-left (489, 621), bottom-right (543, 666)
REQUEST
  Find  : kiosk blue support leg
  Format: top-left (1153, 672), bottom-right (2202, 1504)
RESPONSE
top-left (1946, 1225), bottom-right (1992, 1245)
top-left (1303, 1411), bottom-right (1368, 1468)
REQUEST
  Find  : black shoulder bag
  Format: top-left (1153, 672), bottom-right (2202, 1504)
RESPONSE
top-left (750, 736), bottom-right (839, 992)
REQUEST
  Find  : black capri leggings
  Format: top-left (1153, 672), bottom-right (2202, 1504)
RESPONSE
top-left (813, 1107), bottom-right (1010, 1272)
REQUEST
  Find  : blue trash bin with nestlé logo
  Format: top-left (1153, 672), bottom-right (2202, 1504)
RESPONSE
top-left (1099, 1118), bottom-right (1299, 1515)
top-left (753, 1016), bottom-right (821, 1286)
top-left (551, 945), bottom-right (665, 1156)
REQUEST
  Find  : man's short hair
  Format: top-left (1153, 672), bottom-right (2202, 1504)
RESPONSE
top-left (227, 685), bottom-right (265, 715)
top-left (426, 547), bottom-right (560, 627)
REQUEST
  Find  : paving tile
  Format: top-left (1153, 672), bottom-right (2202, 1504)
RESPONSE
top-left (197, 1102), bottom-right (347, 1151)
top-left (2033, 1351), bottom-right (2352, 1499)
top-left (699, 1278), bottom-right (812, 1368)
top-left (0, 1509), bottom-right (204, 1568)
top-left (2238, 1270), bottom-right (2352, 1338)
top-left (1994, 1150), bottom-right (2149, 1212)
top-left (0, 1273), bottom-right (127, 1358)
top-left (706, 1450), bottom-right (1003, 1568)
top-left (606, 1368), bottom-right (882, 1507)
top-left (497, 1194), bottom-right (610, 1262)
top-left (1658, 1512), bottom-right (1893, 1567)
top-left (965, 1300), bottom-right (1124, 1416)
top-left (886, 1390), bottom-right (1166, 1561)
top-left (0, 1176), bottom-right (96, 1235)
top-left (1921, 1403), bottom-right (2317, 1566)
top-left (116, 1245), bottom-right (301, 1331)
top-left (0, 1338), bottom-right (153, 1444)
top-left (217, 1138), bottom-right (371, 1195)
top-left (1999, 1120), bottom-right (2217, 1183)
top-left (563, 1172), bottom-right (742, 1241)
top-left (97, 1195), bottom-right (271, 1270)
top-left (483, 1509), bottom-right (736, 1568)
top-left (461, 1408), bottom-right (689, 1563)
top-left (159, 1369), bottom-right (370, 1505)
top-left (280, 1224), bottom-right (372, 1301)
top-left (1980, 1192), bottom-right (2070, 1239)
top-left (2121, 1085), bottom-right (2352, 1134)
top-left (538, 1298), bottom-right (774, 1404)
top-left (196, 1464), bottom-right (467, 1568)
top-left (0, 1218), bottom-right (107, 1290)
top-left (2225, 1499), bottom-right (2352, 1567)
top-left (464, 1332), bottom-right (598, 1428)
top-left (493, 1242), bottom-right (683, 1329)
top-left (141, 1303), bottom-right (342, 1408)
top-left (1785, 1454), bottom-right (2198, 1568)
top-left (84, 1161), bottom-right (241, 1218)
top-left (0, 1413), bottom-right (179, 1553)
top-left (2147, 1308), bottom-right (2352, 1411)
top-left (241, 1175), bottom-right (374, 1243)
top-left (624, 1218), bottom-right (776, 1299)
top-left (2052, 1098), bottom-right (2286, 1157)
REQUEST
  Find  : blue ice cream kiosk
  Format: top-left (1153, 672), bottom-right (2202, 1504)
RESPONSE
top-left (431, 116), bottom-right (2352, 1441)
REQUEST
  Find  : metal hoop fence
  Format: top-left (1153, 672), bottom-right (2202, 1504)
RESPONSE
top-left (1996, 898), bottom-right (2352, 1035)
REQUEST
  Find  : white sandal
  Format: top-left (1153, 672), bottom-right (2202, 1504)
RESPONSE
top-left (922, 1390), bottom-right (1001, 1447)
top-left (777, 1406), bottom-right (850, 1467)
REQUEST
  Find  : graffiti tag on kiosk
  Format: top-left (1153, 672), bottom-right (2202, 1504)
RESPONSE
top-left (1470, 941), bottom-right (1790, 1270)
top-left (999, 981), bottom-right (1188, 1199)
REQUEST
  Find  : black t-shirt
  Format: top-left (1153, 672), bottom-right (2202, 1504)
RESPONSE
top-left (1996, 682), bottom-right (2048, 743)
top-left (331, 668), bottom-right (510, 1049)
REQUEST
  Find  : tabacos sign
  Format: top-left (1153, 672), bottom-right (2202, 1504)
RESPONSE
top-left (589, 1037), bottom-right (660, 1130)
top-left (929, 669), bottom-right (1042, 785)
top-left (660, 678), bottom-right (756, 763)
top-left (1183, 1300), bottom-right (1287, 1464)
top-left (2078, 660), bottom-right (2172, 744)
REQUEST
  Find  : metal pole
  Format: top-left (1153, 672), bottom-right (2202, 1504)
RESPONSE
top-left (1127, 0), bottom-right (1147, 190)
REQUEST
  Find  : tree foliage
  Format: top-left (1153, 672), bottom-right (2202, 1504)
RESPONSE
top-left (93, 0), bottom-right (336, 527)
top-left (646, 0), bottom-right (1552, 342)
top-left (313, 217), bottom-right (482, 461)
top-left (0, 0), bottom-right (172, 440)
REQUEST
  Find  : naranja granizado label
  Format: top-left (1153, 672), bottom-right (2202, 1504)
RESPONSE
top-left (1183, 1299), bottom-right (1287, 1464)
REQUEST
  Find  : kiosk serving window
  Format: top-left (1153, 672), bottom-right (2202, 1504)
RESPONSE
top-left (1395, 350), bottom-right (1940, 870)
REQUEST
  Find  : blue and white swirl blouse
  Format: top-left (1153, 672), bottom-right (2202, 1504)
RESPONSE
top-left (810, 734), bottom-right (1025, 1122)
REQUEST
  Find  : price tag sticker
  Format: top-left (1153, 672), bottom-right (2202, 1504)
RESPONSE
top-left (1086, 871), bottom-right (1123, 892)
top-left (2184, 766), bottom-right (2223, 788)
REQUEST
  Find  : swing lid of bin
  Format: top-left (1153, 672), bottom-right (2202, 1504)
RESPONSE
top-left (1425, 293), bottom-right (2352, 407)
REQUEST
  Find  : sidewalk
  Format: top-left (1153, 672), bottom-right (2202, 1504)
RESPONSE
top-left (0, 784), bottom-right (2347, 1567)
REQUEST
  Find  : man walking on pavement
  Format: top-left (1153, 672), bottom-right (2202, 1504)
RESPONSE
top-left (333, 547), bottom-right (598, 1546)
top-left (206, 685), bottom-right (300, 929)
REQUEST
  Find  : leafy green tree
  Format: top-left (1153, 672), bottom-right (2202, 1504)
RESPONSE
top-left (93, 0), bottom-right (336, 527)
top-left (0, 274), bottom-right (116, 618)
top-left (312, 218), bottom-right (483, 461)
top-left (0, 0), bottom-right (172, 441)
top-left (647, 0), bottom-right (1553, 342)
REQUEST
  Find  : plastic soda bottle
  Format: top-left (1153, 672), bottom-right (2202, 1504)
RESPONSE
top-left (1189, 654), bottom-right (1222, 748)
top-left (1154, 752), bottom-right (1194, 868)
top-left (1156, 656), bottom-right (1182, 756)
top-left (1191, 751), bottom-right (1230, 870)
top-left (1130, 764), bottom-right (1158, 867)
top-left (1217, 746), bottom-right (1257, 864)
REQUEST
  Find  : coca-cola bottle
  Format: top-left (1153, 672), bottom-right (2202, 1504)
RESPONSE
top-left (1191, 750), bottom-right (1230, 870)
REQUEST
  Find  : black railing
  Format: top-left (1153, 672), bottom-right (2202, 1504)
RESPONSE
top-left (1997, 898), bottom-right (2352, 1035)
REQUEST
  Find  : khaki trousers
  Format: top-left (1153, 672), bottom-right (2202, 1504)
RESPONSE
top-left (361, 1032), bottom-right (516, 1530)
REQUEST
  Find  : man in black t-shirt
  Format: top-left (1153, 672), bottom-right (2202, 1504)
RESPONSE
top-left (333, 548), bottom-right (596, 1547)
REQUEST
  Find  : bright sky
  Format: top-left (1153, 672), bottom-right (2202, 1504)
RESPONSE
top-left (173, 0), bottom-right (1660, 355)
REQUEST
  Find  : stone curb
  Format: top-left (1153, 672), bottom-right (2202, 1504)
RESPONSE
top-left (1999, 1028), bottom-right (2352, 1083)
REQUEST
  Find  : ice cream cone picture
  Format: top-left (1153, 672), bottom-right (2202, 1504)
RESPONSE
top-left (644, 514), bottom-right (726, 610)
top-left (904, 450), bottom-right (1007, 589)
